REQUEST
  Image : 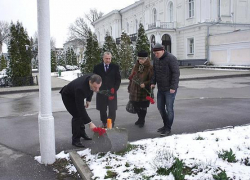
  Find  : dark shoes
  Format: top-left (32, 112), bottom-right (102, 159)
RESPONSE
top-left (81, 133), bottom-right (92, 140)
top-left (135, 120), bottom-right (140, 125)
top-left (102, 123), bottom-right (107, 128)
top-left (157, 126), bottom-right (165, 132)
top-left (160, 128), bottom-right (171, 136)
top-left (138, 123), bottom-right (144, 128)
top-left (135, 120), bottom-right (144, 128)
top-left (72, 141), bottom-right (85, 148)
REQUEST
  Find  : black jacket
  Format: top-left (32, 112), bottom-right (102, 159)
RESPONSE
top-left (93, 63), bottom-right (121, 111)
top-left (151, 51), bottom-right (180, 91)
top-left (59, 73), bottom-right (94, 124)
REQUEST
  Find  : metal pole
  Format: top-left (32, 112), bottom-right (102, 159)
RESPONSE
top-left (37, 0), bottom-right (55, 164)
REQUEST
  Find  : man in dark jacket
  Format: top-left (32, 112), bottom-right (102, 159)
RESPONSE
top-left (151, 43), bottom-right (180, 136)
top-left (93, 52), bottom-right (121, 127)
top-left (60, 74), bottom-right (101, 147)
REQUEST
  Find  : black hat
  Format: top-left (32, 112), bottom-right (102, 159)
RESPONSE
top-left (138, 50), bottom-right (148, 57)
top-left (153, 43), bottom-right (164, 51)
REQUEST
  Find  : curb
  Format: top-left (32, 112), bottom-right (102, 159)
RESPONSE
top-left (69, 151), bottom-right (93, 180)
top-left (180, 73), bottom-right (250, 81)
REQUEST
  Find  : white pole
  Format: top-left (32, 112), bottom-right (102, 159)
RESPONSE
top-left (37, 0), bottom-right (55, 164)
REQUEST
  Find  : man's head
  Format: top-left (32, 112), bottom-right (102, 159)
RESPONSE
top-left (153, 43), bottom-right (165, 59)
top-left (103, 52), bottom-right (112, 65)
top-left (89, 74), bottom-right (102, 92)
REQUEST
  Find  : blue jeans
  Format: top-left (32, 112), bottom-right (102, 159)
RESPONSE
top-left (157, 90), bottom-right (177, 130)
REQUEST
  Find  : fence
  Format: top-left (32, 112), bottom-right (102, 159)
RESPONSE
top-left (0, 76), bottom-right (38, 87)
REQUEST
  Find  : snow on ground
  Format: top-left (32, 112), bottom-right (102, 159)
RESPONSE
top-left (41, 124), bottom-right (250, 180)
top-left (51, 69), bottom-right (81, 82)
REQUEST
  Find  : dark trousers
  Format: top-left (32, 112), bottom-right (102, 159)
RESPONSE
top-left (100, 107), bottom-right (116, 125)
top-left (137, 108), bottom-right (147, 124)
top-left (61, 94), bottom-right (86, 143)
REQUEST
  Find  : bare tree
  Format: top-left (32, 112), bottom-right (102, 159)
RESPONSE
top-left (68, 17), bottom-right (90, 46)
top-left (50, 37), bottom-right (56, 50)
top-left (32, 31), bottom-right (56, 49)
top-left (85, 9), bottom-right (104, 24)
top-left (0, 21), bottom-right (10, 53)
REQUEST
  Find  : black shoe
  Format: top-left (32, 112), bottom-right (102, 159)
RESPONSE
top-left (160, 129), bottom-right (171, 136)
top-left (157, 126), bottom-right (165, 132)
top-left (138, 123), bottom-right (144, 128)
top-left (81, 133), bottom-right (92, 140)
top-left (135, 120), bottom-right (140, 125)
top-left (72, 141), bottom-right (85, 148)
top-left (102, 123), bottom-right (107, 128)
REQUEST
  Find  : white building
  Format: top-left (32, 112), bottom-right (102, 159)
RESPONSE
top-left (93, 0), bottom-right (250, 66)
top-left (63, 39), bottom-right (84, 64)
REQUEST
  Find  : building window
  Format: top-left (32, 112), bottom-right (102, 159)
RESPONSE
top-left (168, 2), bottom-right (173, 22)
top-left (135, 19), bottom-right (138, 33)
top-left (188, 0), bottom-right (194, 18)
top-left (127, 22), bottom-right (129, 34)
top-left (187, 38), bottom-right (194, 54)
top-left (153, 8), bottom-right (157, 24)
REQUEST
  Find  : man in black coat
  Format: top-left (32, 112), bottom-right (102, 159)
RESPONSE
top-left (60, 74), bottom-right (101, 147)
top-left (151, 43), bottom-right (180, 136)
top-left (93, 52), bottom-right (121, 127)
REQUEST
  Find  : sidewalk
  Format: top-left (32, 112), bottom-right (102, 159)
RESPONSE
top-left (0, 68), bottom-right (250, 94)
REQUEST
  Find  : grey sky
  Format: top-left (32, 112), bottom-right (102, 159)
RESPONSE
top-left (0, 0), bottom-right (135, 51)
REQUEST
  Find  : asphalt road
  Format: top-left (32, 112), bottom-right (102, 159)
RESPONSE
top-left (0, 76), bottom-right (250, 156)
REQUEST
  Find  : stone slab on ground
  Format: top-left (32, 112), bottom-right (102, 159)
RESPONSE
top-left (91, 128), bottom-right (128, 154)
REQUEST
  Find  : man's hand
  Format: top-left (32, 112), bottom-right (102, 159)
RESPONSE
top-left (85, 101), bottom-right (90, 108)
top-left (151, 84), bottom-right (155, 89)
top-left (170, 89), bottom-right (175, 94)
top-left (89, 122), bottom-right (96, 130)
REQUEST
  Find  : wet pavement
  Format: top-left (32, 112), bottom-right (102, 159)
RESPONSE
top-left (0, 68), bottom-right (250, 179)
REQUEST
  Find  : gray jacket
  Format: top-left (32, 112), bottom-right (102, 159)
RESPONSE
top-left (151, 51), bottom-right (180, 91)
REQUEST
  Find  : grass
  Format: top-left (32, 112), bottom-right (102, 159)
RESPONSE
top-left (50, 158), bottom-right (80, 180)
top-left (218, 148), bottom-right (237, 163)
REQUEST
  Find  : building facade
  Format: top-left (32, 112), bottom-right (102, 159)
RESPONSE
top-left (93, 0), bottom-right (250, 65)
top-left (63, 39), bottom-right (84, 64)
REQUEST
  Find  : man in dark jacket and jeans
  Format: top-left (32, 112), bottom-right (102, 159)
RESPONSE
top-left (151, 43), bottom-right (180, 136)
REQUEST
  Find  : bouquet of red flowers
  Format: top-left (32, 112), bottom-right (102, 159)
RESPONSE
top-left (128, 72), bottom-right (155, 104)
top-left (92, 127), bottom-right (106, 136)
top-left (98, 88), bottom-right (115, 100)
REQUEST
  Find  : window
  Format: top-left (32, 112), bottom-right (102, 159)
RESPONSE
top-left (187, 38), bottom-right (194, 54)
top-left (135, 19), bottom-right (138, 33)
top-left (188, 0), bottom-right (194, 18)
top-left (127, 22), bottom-right (129, 34)
top-left (153, 8), bottom-right (157, 24)
top-left (168, 2), bottom-right (173, 22)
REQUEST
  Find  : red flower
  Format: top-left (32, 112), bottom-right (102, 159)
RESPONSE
top-left (92, 127), bottom-right (106, 136)
top-left (110, 88), bottom-right (115, 94)
top-left (128, 71), bottom-right (136, 80)
top-left (109, 96), bottom-right (114, 100)
top-left (146, 96), bottom-right (155, 104)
